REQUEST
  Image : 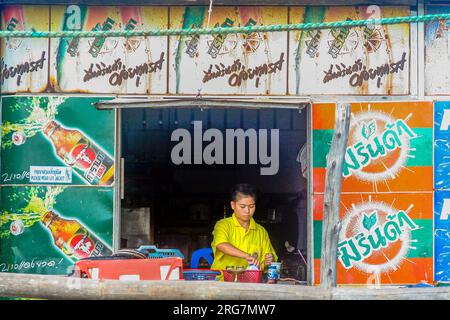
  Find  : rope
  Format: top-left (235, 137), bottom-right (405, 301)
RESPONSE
top-left (1, 12), bottom-right (449, 38)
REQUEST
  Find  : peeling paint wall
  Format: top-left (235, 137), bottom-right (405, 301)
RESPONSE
top-left (289, 6), bottom-right (410, 95)
top-left (49, 6), bottom-right (168, 94)
top-left (168, 6), bottom-right (288, 95)
top-left (1, 6), bottom-right (49, 93)
top-left (1, 5), bottom-right (412, 95)
top-left (425, 5), bottom-right (450, 95)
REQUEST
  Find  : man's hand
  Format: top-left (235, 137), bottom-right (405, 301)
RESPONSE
top-left (245, 255), bottom-right (261, 269)
top-left (264, 253), bottom-right (274, 266)
top-left (216, 243), bottom-right (263, 268)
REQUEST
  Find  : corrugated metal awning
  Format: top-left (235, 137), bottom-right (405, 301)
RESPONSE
top-left (94, 97), bottom-right (311, 110)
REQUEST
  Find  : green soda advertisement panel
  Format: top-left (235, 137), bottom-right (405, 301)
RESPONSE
top-left (1, 96), bottom-right (114, 186)
top-left (0, 96), bottom-right (116, 276)
top-left (0, 186), bottom-right (113, 275)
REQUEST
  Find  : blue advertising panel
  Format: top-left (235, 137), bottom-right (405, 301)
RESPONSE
top-left (435, 101), bottom-right (450, 189)
top-left (435, 190), bottom-right (450, 282)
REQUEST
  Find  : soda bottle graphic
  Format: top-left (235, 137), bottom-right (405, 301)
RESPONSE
top-left (42, 120), bottom-right (114, 186)
top-left (41, 210), bottom-right (112, 260)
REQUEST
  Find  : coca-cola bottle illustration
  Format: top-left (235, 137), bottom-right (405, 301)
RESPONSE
top-left (42, 120), bottom-right (114, 186)
top-left (41, 210), bottom-right (112, 260)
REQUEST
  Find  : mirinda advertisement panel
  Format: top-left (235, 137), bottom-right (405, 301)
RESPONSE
top-left (313, 102), bottom-right (434, 193)
top-left (313, 193), bottom-right (433, 285)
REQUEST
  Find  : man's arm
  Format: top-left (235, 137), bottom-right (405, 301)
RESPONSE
top-left (216, 242), bottom-right (261, 268)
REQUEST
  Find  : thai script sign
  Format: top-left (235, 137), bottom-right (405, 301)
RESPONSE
top-left (343, 117), bottom-right (417, 180)
top-left (0, 51), bottom-right (46, 87)
top-left (202, 53), bottom-right (285, 89)
top-left (169, 6), bottom-right (288, 95)
top-left (322, 52), bottom-right (407, 89)
top-left (289, 6), bottom-right (410, 95)
top-left (82, 53), bottom-right (165, 87)
top-left (312, 102), bottom-right (433, 193)
top-left (29, 166), bottom-right (73, 184)
top-left (338, 203), bottom-right (419, 271)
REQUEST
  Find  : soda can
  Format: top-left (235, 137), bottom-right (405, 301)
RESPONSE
top-left (267, 262), bottom-right (281, 282)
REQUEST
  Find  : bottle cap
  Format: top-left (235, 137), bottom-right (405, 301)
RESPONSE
top-left (10, 220), bottom-right (24, 236)
top-left (12, 131), bottom-right (26, 146)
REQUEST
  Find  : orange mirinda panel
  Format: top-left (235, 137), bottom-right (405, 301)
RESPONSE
top-left (313, 193), bottom-right (433, 285)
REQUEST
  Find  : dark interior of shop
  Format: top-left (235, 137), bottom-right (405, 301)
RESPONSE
top-left (120, 107), bottom-right (308, 280)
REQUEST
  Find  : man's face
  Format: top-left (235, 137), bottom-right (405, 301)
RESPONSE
top-left (231, 195), bottom-right (256, 223)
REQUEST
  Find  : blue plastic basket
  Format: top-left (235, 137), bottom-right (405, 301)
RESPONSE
top-left (136, 245), bottom-right (185, 259)
top-left (183, 269), bottom-right (221, 281)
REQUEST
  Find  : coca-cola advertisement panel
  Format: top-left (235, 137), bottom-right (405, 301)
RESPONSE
top-left (0, 186), bottom-right (113, 275)
top-left (1, 6), bottom-right (49, 93)
top-left (168, 6), bottom-right (288, 95)
top-left (0, 96), bottom-right (115, 186)
top-left (49, 6), bottom-right (168, 94)
top-left (289, 6), bottom-right (410, 95)
top-left (313, 193), bottom-right (433, 285)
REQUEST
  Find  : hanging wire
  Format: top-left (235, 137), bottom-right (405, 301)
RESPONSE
top-left (206, 0), bottom-right (214, 29)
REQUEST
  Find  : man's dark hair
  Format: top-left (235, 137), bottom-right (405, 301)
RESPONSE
top-left (230, 183), bottom-right (258, 202)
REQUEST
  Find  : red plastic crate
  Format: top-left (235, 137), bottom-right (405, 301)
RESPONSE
top-left (73, 257), bottom-right (183, 281)
top-left (223, 270), bottom-right (263, 283)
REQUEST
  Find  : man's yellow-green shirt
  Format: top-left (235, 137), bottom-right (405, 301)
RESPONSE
top-left (210, 214), bottom-right (278, 274)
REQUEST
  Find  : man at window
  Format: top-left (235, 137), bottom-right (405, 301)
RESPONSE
top-left (211, 183), bottom-right (278, 277)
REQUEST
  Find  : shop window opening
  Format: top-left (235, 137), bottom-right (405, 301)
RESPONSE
top-left (120, 105), bottom-right (309, 282)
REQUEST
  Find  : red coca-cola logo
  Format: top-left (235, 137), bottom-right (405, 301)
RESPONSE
top-left (71, 144), bottom-right (96, 170)
top-left (70, 234), bottom-right (95, 259)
